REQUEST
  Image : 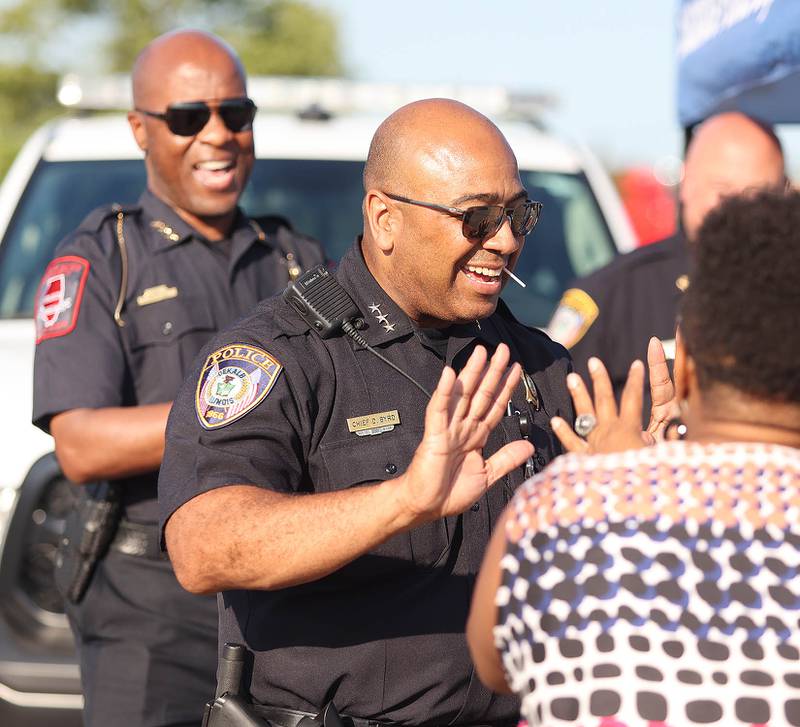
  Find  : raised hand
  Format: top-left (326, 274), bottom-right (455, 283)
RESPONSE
top-left (551, 357), bottom-right (649, 454)
top-left (645, 336), bottom-right (680, 443)
top-left (398, 343), bottom-right (534, 523)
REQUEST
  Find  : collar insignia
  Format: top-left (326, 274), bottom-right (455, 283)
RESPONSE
top-left (369, 302), bottom-right (395, 333)
top-left (347, 409), bottom-right (400, 437)
top-left (136, 284), bottom-right (178, 307)
top-left (150, 220), bottom-right (181, 242)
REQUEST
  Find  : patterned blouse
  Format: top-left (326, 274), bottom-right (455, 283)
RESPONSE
top-left (494, 441), bottom-right (800, 727)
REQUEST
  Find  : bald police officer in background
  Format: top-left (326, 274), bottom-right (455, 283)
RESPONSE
top-left (159, 100), bottom-right (679, 725)
top-left (32, 30), bottom-right (323, 727)
top-left (547, 112), bottom-right (787, 421)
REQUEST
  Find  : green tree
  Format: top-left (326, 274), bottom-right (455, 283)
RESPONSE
top-left (0, 0), bottom-right (343, 176)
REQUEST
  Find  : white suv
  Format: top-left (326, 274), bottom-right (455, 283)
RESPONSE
top-left (0, 76), bottom-right (635, 724)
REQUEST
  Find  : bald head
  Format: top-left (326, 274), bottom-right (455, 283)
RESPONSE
top-left (132, 30), bottom-right (246, 109)
top-left (681, 112), bottom-right (785, 241)
top-left (361, 99), bottom-right (526, 327)
top-left (363, 99), bottom-right (516, 195)
top-left (127, 30), bottom-right (254, 241)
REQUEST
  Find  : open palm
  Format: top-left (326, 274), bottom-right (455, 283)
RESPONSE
top-left (399, 344), bottom-right (535, 523)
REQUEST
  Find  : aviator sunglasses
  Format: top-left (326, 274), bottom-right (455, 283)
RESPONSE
top-left (135, 97), bottom-right (257, 136)
top-left (384, 193), bottom-right (542, 242)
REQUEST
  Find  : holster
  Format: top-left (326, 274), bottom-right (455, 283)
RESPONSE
top-left (203, 699), bottom-right (346, 727)
top-left (53, 481), bottom-right (122, 604)
top-left (201, 643), bottom-right (350, 727)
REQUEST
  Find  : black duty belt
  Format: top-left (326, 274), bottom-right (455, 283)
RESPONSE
top-left (109, 519), bottom-right (168, 560)
top-left (253, 706), bottom-right (515, 727)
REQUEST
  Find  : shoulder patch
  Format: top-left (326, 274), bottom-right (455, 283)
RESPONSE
top-left (546, 288), bottom-right (599, 349)
top-left (35, 256), bottom-right (90, 343)
top-left (196, 344), bottom-right (283, 429)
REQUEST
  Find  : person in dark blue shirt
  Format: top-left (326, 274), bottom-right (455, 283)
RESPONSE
top-left (547, 112), bottom-right (786, 423)
top-left (159, 99), bottom-right (575, 727)
top-left (32, 30), bottom-right (322, 727)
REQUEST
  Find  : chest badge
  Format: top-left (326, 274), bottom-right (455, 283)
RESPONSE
top-left (347, 409), bottom-right (400, 437)
top-left (368, 302), bottom-right (396, 333)
top-left (136, 284), bottom-right (178, 306)
top-left (522, 370), bottom-right (540, 411)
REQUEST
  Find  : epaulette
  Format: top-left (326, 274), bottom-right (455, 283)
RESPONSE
top-left (76, 202), bottom-right (142, 234)
top-left (251, 213), bottom-right (295, 236)
top-left (250, 214), bottom-right (326, 281)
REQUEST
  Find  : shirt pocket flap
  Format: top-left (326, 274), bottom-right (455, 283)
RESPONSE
top-left (126, 297), bottom-right (215, 349)
top-left (319, 428), bottom-right (451, 569)
top-left (319, 427), bottom-right (423, 489)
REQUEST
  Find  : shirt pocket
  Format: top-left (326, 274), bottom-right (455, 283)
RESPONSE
top-left (123, 297), bottom-right (217, 403)
top-left (125, 296), bottom-right (216, 350)
top-left (319, 428), bottom-right (451, 571)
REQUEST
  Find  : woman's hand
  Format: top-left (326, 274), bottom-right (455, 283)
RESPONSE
top-left (644, 336), bottom-right (681, 444)
top-left (550, 357), bottom-right (650, 454)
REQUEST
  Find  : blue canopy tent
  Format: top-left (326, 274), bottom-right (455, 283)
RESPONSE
top-left (677, 0), bottom-right (800, 129)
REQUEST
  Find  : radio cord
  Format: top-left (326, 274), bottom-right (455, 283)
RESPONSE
top-left (342, 320), bottom-right (432, 399)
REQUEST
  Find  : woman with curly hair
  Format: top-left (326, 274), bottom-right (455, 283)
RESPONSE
top-left (467, 189), bottom-right (800, 726)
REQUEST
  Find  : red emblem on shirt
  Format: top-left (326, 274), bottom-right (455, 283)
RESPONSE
top-left (35, 256), bottom-right (90, 343)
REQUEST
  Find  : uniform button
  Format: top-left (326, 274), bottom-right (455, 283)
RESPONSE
top-left (470, 502), bottom-right (480, 512)
top-left (162, 321), bottom-right (173, 335)
top-left (384, 463), bottom-right (397, 475)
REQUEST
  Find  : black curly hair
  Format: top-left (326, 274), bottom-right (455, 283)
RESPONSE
top-left (680, 189), bottom-right (800, 403)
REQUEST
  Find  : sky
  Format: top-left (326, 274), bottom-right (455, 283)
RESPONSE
top-left (309, 1), bottom-right (683, 171)
top-left (14, 0), bottom-right (797, 174)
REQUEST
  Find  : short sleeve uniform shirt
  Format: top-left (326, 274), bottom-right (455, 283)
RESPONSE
top-left (159, 240), bottom-right (575, 725)
top-left (547, 234), bottom-right (690, 422)
top-left (33, 189), bottom-right (324, 523)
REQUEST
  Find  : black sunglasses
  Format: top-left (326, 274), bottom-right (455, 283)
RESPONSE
top-left (135, 97), bottom-right (257, 137)
top-left (384, 193), bottom-right (542, 242)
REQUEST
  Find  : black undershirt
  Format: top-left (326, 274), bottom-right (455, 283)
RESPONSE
top-left (203, 237), bottom-right (235, 272)
top-left (414, 325), bottom-right (451, 360)
top-left (210, 237), bottom-right (235, 257)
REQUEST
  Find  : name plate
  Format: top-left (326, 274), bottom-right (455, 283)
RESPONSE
top-left (347, 409), bottom-right (400, 436)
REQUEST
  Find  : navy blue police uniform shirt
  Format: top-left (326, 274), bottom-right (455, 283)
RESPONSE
top-left (32, 188), bottom-right (325, 524)
top-left (159, 240), bottom-right (574, 726)
top-left (547, 233), bottom-right (690, 423)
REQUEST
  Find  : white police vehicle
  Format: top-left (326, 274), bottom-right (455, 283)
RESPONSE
top-left (0, 76), bottom-right (635, 725)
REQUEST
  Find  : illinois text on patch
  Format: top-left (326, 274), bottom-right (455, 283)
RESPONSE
top-left (196, 344), bottom-right (283, 429)
top-left (35, 255), bottom-right (90, 343)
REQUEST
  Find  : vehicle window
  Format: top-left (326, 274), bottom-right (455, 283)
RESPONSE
top-left (243, 159), bottom-right (365, 263)
top-left (506, 170), bottom-right (616, 327)
top-left (0, 161), bottom-right (615, 327)
top-left (0, 160), bottom-right (146, 322)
